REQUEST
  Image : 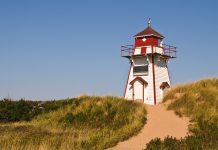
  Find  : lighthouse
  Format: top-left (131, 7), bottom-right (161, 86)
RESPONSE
top-left (121, 19), bottom-right (177, 105)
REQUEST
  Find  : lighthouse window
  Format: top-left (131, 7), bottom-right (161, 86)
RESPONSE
top-left (158, 39), bottom-right (163, 46)
top-left (133, 65), bottom-right (148, 76)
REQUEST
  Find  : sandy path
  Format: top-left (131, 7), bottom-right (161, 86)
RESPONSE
top-left (108, 104), bottom-right (189, 150)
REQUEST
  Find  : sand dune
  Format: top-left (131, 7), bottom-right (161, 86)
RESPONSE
top-left (108, 103), bottom-right (189, 150)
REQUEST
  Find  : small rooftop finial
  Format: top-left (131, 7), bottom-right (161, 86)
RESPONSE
top-left (148, 18), bottom-right (151, 27)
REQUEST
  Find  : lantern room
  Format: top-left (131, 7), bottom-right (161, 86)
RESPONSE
top-left (134, 21), bottom-right (164, 48)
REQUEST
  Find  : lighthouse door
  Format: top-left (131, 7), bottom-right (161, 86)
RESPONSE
top-left (133, 80), bottom-right (143, 101)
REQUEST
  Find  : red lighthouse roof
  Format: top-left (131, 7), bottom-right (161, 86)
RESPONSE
top-left (134, 19), bottom-right (164, 39)
top-left (134, 26), bottom-right (164, 39)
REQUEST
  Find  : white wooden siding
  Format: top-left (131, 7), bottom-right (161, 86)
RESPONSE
top-left (124, 46), bottom-right (171, 105)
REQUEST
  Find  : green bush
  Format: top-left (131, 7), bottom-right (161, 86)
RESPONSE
top-left (0, 98), bottom-right (78, 122)
top-left (145, 121), bottom-right (218, 150)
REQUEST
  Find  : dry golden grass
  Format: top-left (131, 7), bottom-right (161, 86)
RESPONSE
top-left (0, 96), bottom-right (146, 150)
top-left (163, 78), bottom-right (218, 131)
top-left (145, 78), bottom-right (218, 150)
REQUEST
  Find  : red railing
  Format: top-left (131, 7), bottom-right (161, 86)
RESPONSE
top-left (121, 44), bottom-right (177, 58)
top-left (121, 45), bottom-right (134, 58)
top-left (162, 44), bottom-right (177, 58)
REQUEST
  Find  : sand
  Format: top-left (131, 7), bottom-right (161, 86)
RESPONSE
top-left (108, 103), bottom-right (189, 150)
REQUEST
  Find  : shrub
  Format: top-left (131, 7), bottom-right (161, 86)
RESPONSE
top-left (145, 124), bottom-right (218, 150)
top-left (0, 98), bottom-right (78, 122)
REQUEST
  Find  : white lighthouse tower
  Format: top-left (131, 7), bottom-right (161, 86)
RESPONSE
top-left (121, 19), bottom-right (177, 105)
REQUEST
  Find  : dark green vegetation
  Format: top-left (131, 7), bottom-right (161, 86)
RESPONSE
top-left (145, 78), bottom-right (218, 150)
top-left (0, 96), bottom-right (146, 150)
top-left (0, 98), bottom-right (75, 122)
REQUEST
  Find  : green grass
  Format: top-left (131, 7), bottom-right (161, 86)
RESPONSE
top-left (0, 96), bottom-right (146, 150)
top-left (145, 78), bottom-right (218, 150)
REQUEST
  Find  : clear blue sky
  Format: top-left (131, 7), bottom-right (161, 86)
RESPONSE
top-left (0, 0), bottom-right (218, 100)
